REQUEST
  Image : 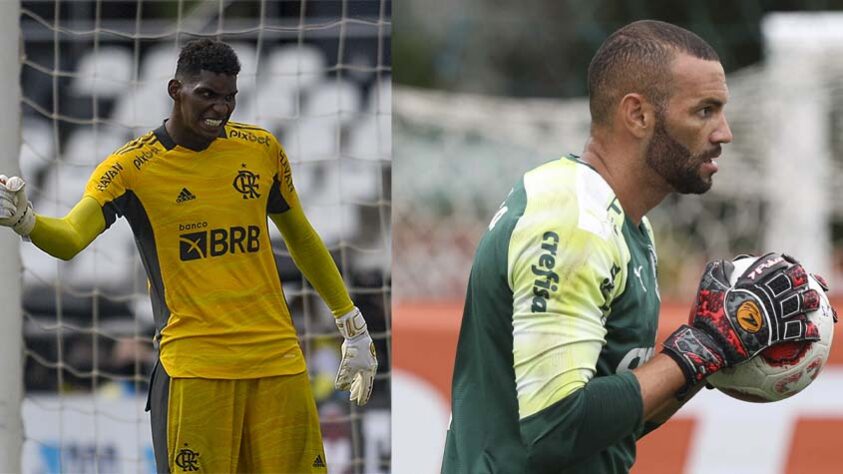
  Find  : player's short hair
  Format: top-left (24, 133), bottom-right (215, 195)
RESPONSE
top-left (587, 20), bottom-right (719, 126)
top-left (175, 39), bottom-right (241, 81)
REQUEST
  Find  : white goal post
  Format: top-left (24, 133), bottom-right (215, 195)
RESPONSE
top-left (762, 12), bottom-right (841, 279)
top-left (5, 0), bottom-right (391, 472)
top-left (0, 0), bottom-right (23, 472)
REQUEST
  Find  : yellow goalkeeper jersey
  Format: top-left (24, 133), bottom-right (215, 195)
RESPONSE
top-left (84, 122), bottom-right (308, 379)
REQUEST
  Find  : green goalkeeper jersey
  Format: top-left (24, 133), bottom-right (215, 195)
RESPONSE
top-left (442, 156), bottom-right (661, 474)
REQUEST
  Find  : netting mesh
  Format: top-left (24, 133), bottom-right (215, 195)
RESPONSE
top-left (394, 2), bottom-right (843, 305)
top-left (394, 57), bottom-right (843, 301)
top-left (17, 1), bottom-right (391, 472)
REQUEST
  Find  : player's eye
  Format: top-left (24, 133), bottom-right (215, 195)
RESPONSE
top-left (697, 106), bottom-right (713, 118)
top-left (201, 91), bottom-right (213, 99)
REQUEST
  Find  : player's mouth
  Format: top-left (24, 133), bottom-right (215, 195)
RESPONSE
top-left (701, 159), bottom-right (719, 174)
top-left (700, 148), bottom-right (721, 174)
top-left (199, 117), bottom-right (226, 133)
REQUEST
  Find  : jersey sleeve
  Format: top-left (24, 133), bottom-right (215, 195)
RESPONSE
top-left (508, 167), bottom-right (644, 469)
top-left (265, 134), bottom-right (354, 316)
top-left (509, 188), bottom-right (626, 417)
top-left (82, 153), bottom-right (132, 229)
top-left (266, 135), bottom-right (301, 214)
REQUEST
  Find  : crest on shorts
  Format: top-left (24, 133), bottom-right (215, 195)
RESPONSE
top-left (175, 443), bottom-right (201, 471)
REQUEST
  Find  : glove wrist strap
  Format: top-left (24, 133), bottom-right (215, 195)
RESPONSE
top-left (336, 307), bottom-right (367, 340)
top-left (662, 325), bottom-right (727, 399)
top-left (13, 203), bottom-right (35, 237)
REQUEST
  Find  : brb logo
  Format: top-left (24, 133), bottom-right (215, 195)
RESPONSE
top-left (179, 221), bottom-right (261, 261)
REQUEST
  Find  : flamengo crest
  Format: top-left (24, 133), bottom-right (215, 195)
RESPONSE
top-left (233, 163), bottom-right (261, 199)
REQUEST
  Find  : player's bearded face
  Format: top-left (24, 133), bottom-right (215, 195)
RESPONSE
top-left (645, 109), bottom-right (720, 194)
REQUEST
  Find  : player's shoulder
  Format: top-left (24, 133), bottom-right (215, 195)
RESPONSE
top-left (111, 130), bottom-right (164, 155)
top-left (223, 120), bottom-right (278, 149)
top-left (520, 156), bottom-right (624, 241)
top-left (105, 129), bottom-right (166, 170)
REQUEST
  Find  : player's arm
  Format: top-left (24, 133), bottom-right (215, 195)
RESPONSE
top-left (269, 206), bottom-right (353, 315)
top-left (269, 193), bottom-right (377, 406)
top-left (0, 176), bottom-right (104, 260)
top-left (510, 223), bottom-right (650, 468)
top-left (633, 353), bottom-right (703, 438)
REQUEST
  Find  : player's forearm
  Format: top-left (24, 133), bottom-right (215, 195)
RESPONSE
top-left (29, 198), bottom-right (104, 260)
top-left (271, 211), bottom-right (354, 316)
top-left (521, 371), bottom-right (644, 468)
top-left (289, 234), bottom-right (354, 316)
top-left (631, 353), bottom-right (687, 421)
top-left (645, 375), bottom-right (703, 425)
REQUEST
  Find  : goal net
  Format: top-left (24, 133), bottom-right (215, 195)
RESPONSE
top-left (5, 0), bottom-right (391, 472)
top-left (395, 13), bottom-right (843, 302)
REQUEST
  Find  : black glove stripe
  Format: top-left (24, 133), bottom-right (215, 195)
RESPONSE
top-left (765, 273), bottom-right (792, 296)
top-left (783, 319), bottom-right (804, 340)
top-left (779, 294), bottom-right (800, 319)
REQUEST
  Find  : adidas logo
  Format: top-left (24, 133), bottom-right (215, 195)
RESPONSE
top-left (176, 188), bottom-right (196, 203)
top-left (312, 454), bottom-right (326, 468)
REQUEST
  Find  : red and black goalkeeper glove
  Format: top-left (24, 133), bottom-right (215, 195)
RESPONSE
top-left (662, 253), bottom-right (821, 396)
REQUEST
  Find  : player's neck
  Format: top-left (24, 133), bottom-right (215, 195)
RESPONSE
top-left (581, 137), bottom-right (669, 225)
top-left (164, 117), bottom-right (214, 152)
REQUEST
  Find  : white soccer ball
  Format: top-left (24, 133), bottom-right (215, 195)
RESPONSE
top-left (707, 256), bottom-right (836, 402)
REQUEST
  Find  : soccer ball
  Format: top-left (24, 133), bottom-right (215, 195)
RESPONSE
top-left (707, 256), bottom-right (836, 402)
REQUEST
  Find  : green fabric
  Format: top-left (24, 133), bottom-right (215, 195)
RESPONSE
top-left (442, 178), bottom-right (528, 474)
top-left (443, 157), bottom-right (661, 474)
top-left (520, 371), bottom-right (643, 473)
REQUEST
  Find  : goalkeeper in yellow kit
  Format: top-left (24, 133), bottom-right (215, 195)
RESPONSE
top-left (0, 39), bottom-right (377, 473)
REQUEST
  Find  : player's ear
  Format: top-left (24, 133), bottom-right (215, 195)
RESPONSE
top-left (167, 79), bottom-right (182, 102)
top-left (618, 93), bottom-right (653, 139)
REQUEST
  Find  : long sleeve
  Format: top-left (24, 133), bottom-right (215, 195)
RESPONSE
top-left (269, 205), bottom-right (354, 317)
top-left (520, 371), bottom-right (644, 470)
top-left (29, 196), bottom-right (105, 260)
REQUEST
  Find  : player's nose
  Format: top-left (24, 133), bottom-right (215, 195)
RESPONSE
top-left (712, 114), bottom-right (733, 144)
top-left (212, 101), bottom-right (231, 116)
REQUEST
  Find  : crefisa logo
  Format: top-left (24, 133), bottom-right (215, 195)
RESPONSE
top-left (178, 221), bottom-right (260, 261)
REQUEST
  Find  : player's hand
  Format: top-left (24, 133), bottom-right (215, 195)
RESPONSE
top-left (811, 273), bottom-right (838, 323)
top-left (662, 253), bottom-right (821, 394)
top-left (0, 175), bottom-right (35, 236)
top-left (334, 307), bottom-right (378, 406)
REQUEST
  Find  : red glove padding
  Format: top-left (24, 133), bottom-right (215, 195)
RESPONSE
top-left (663, 253), bottom-right (821, 396)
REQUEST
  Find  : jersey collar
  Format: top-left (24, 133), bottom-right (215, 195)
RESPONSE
top-left (153, 120), bottom-right (228, 152)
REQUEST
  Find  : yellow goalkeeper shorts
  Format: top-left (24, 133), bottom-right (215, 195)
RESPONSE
top-left (151, 366), bottom-right (327, 473)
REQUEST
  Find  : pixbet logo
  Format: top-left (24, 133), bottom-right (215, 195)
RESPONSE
top-left (179, 224), bottom-right (261, 261)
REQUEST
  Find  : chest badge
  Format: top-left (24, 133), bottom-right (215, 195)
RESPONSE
top-left (233, 163), bottom-right (261, 199)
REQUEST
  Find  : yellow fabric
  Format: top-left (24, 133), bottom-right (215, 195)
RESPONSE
top-left (29, 197), bottom-right (105, 260)
top-left (167, 371), bottom-right (327, 473)
top-left (80, 122), bottom-right (339, 379)
top-left (270, 208), bottom-right (354, 318)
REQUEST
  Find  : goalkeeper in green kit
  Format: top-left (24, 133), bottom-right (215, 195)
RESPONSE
top-left (442, 20), bottom-right (832, 473)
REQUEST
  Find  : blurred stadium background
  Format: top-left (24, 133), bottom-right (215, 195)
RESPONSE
top-left (393, 1), bottom-right (843, 473)
top-left (0, 0), bottom-right (391, 473)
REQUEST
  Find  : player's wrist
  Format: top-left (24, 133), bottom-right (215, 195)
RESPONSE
top-left (335, 306), bottom-right (368, 340)
top-left (12, 201), bottom-right (35, 237)
top-left (661, 324), bottom-right (727, 398)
